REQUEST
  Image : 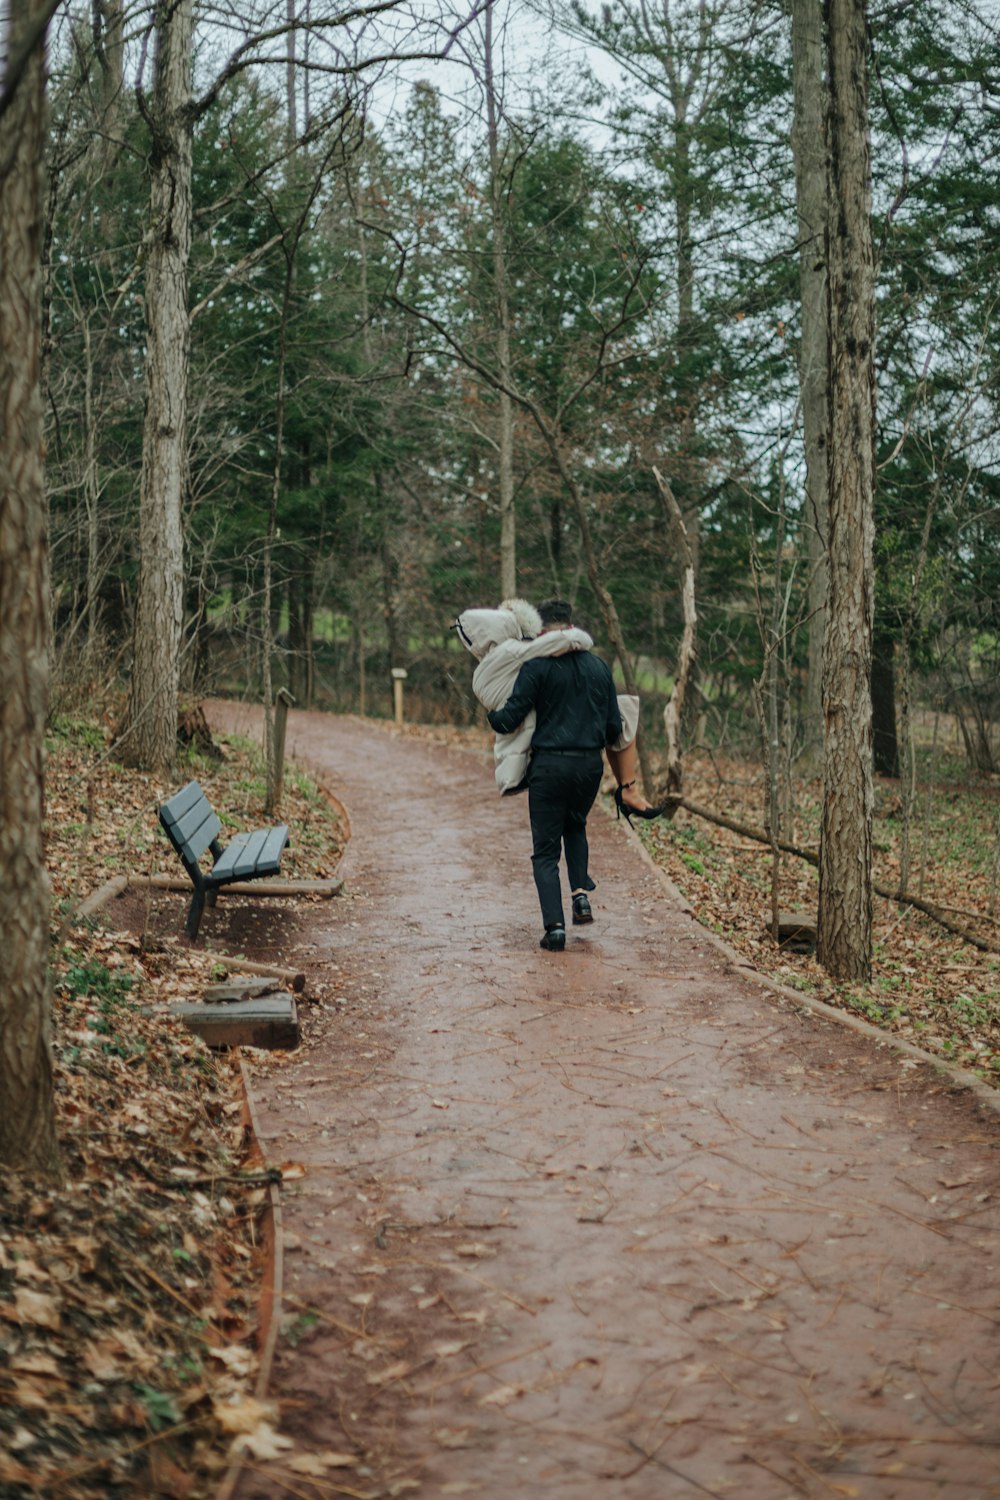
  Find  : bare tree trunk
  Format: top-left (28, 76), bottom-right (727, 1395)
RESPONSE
top-left (285, 0), bottom-right (297, 146)
top-left (120, 0), bottom-right (193, 772)
top-left (484, 0), bottom-right (516, 599)
top-left (653, 467), bottom-right (696, 804)
top-left (817, 0), bottom-right (876, 984)
top-left (382, 528), bottom-right (403, 667)
top-left (790, 0), bottom-right (830, 763)
top-left (0, 0), bottom-right (60, 1174)
top-left (356, 595), bottom-right (367, 715)
top-left (80, 310), bottom-right (102, 662)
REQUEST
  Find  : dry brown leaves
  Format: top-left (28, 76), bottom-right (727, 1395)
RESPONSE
top-left (0, 713), bottom-right (348, 1499)
top-left (638, 751), bottom-right (1000, 1085)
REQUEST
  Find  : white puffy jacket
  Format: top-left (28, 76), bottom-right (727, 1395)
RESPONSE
top-left (455, 603), bottom-right (639, 794)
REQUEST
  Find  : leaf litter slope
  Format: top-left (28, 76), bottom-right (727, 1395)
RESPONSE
top-left (1, 716), bottom-right (346, 1499)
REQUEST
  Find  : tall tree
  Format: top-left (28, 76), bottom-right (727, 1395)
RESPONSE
top-left (790, 0), bottom-right (829, 761)
top-left (817, 0), bottom-right (876, 983)
top-left (118, 0), bottom-right (194, 771)
top-left (0, 0), bottom-right (60, 1173)
top-left (482, 0), bottom-right (517, 598)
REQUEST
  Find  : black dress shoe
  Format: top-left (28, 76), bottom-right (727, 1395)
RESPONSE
top-left (539, 925), bottom-right (566, 951)
top-left (571, 894), bottom-right (593, 925)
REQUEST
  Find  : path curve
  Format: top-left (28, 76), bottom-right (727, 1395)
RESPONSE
top-left (208, 706), bottom-right (1000, 1500)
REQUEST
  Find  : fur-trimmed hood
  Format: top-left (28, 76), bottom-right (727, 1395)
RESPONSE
top-left (498, 597), bottom-right (543, 640)
top-left (454, 599), bottom-right (542, 661)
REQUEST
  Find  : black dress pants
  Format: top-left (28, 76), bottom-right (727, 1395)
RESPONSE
top-left (526, 750), bottom-right (603, 930)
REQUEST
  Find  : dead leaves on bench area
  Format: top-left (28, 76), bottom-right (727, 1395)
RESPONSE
top-left (0, 1008), bottom-right (267, 1498)
top-left (0, 717), bottom-right (349, 1497)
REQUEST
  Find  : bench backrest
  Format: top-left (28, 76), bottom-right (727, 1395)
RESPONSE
top-left (159, 781), bottom-right (222, 869)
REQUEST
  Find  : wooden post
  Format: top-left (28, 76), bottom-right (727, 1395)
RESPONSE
top-left (273, 688), bottom-right (295, 809)
top-left (391, 667), bottom-right (407, 726)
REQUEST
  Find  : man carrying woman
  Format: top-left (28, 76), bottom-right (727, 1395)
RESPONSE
top-left (455, 596), bottom-right (663, 951)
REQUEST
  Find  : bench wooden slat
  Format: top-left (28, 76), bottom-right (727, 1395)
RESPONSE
top-left (157, 779), bottom-right (290, 940)
top-left (160, 781), bottom-right (221, 862)
top-left (257, 823), bottom-right (289, 872)
top-left (159, 780), bottom-right (206, 825)
top-left (174, 802), bottom-right (222, 863)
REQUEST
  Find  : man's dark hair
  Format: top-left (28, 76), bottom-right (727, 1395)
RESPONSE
top-left (537, 598), bottom-right (573, 627)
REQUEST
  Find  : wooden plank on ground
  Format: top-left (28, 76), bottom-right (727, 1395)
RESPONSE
top-left (203, 979), bottom-right (281, 1003)
top-left (204, 954), bottom-right (306, 991)
top-left (153, 996), bottom-right (300, 1050)
top-left (77, 875), bottom-right (129, 919)
top-left (129, 874), bottom-right (342, 898)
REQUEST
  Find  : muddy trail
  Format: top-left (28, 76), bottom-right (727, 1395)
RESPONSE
top-left (200, 705), bottom-right (999, 1500)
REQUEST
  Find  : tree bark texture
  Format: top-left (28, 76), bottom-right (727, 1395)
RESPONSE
top-left (121, 0), bottom-right (193, 772)
top-left (0, 0), bottom-right (60, 1173)
top-left (817, 0), bottom-right (876, 984)
top-left (653, 467), bottom-right (696, 801)
top-left (790, 0), bottom-right (830, 761)
top-left (484, 0), bottom-right (516, 600)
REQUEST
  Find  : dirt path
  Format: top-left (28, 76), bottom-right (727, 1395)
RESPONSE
top-left (206, 706), bottom-right (1000, 1500)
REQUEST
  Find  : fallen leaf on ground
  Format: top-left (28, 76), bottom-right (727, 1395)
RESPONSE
top-left (13, 1288), bottom-right (61, 1330)
top-left (213, 1396), bottom-right (279, 1434)
top-left (367, 1360), bottom-right (413, 1386)
top-left (209, 1345), bottom-right (256, 1377)
top-left (433, 1428), bottom-right (475, 1449)
top-left (231, 1422), bottom-right (294, 1460)
top-left (478, 1382), bottom-right (525, 1408)
top-left (288, 1451), bottom-right (359, 1474)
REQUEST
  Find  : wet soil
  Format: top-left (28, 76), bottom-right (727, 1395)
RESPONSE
top-left (199, 706), bottom-right (1000, 1500)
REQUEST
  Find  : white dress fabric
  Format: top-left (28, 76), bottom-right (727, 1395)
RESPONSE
top-left (455, 604), bottom-right (639, 795)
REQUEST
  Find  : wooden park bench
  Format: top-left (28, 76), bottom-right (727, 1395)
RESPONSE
top-left (158, 781), bottom-right (289, 941)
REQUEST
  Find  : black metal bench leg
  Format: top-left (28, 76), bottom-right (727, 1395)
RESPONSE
top-left (186, 888), bottom-right (207, 941)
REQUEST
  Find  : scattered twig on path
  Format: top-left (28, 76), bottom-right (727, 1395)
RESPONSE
top-left (405, 1256), bottom-right (538, 1314)
top-left (743, 1451), bottom-right (810, 1495)
top-left (282, 1292), bottom-right (391, 1345)
top-left (427, 1339), bottom-right (551, 1392)
top-left (700, 1249), bottom-right (782, 1300)
top-left (627, 1440), bottom-right (727, 1496)
top-left (718, 1341), bottom-right (807, 1379)
top-left (856, 1195), bottom-right (955, 1241)
top-left (715, 1101), bottom-right (767, 1142)
top-left (905, 1285), bottom-right (1000, 1325)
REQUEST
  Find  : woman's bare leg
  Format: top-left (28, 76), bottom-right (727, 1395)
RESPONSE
top-left (606, 743), bottom-right (655, 812)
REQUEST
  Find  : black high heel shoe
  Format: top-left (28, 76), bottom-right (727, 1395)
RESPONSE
top-left (614, 781), bottom-right (667, 828)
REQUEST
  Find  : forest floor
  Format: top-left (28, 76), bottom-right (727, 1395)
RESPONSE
top-left (0, 713), bottom-right (348, 1499)
top-left (2, 702), bottom-right (998, 1498)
